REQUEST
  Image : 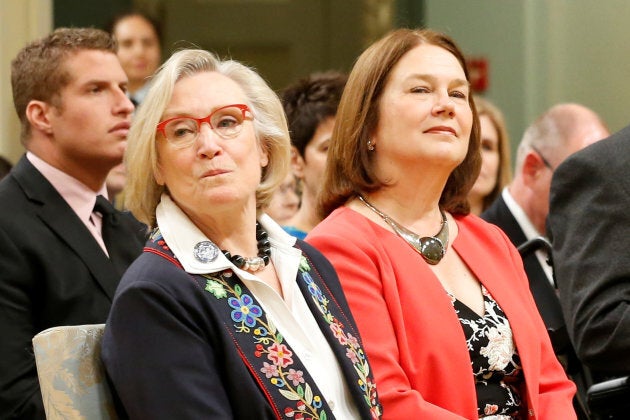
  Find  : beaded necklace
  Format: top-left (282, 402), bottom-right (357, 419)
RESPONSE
top-left (222, 222), bottom-right (272, 272)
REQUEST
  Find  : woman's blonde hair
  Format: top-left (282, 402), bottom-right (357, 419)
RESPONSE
top-left (474, 96), bottom-right (512, 211)
top-left (124, 49), bottom-right (291, 227)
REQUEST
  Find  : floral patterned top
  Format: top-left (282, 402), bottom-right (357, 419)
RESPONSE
top-left (449, 285), bottom-right (524, 419)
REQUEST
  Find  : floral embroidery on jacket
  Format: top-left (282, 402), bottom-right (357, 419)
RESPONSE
top-left (200, 254), bottom-right (381, 419)
top-left (204, 273), bottom-right (327, 419)
top-left (297, 256), bottom-right (380, 418)
top-left (147, 229), bottom-right (381, 419)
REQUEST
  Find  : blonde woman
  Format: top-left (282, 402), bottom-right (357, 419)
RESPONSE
top-left (468, 96), bottom-right (512, 215)
top-left (101, 49), bottom-right (381, 419)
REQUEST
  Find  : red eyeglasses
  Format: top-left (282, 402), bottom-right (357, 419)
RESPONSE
top-left (156, 104), bottom-right (252, 148)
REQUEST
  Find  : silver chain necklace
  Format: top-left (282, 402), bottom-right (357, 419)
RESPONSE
top-left (358, 195), bottom-right (449, 265)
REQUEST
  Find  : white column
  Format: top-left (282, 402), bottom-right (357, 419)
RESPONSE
top-left (0, 0), bottom-right (53, 164)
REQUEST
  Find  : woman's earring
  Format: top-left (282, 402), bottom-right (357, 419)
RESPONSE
top-left (367, 139), bottom-right (375, 151)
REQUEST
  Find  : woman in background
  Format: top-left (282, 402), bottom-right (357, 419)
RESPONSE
top-left (468, 96), bottom-right (512, 215)
top-left (281, 72), bottom-right (347, 239)
top-left (106, 11), bottom-right (162, 207)
top-left (107, 11), bottom-right (162, 106)
top-left (264, 172), bottom-right (300, 224)
top-left (307, 28), bottom-right (575, 419)
top-left (102, 49), bottom-right (380, 419)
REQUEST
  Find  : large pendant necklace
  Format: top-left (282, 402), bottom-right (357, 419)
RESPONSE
top-left (358, 195), bottom-right (449, 265)
top-left (221, 222), bottom-right (272, 272)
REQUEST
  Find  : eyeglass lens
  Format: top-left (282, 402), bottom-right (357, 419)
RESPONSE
top-left (163, 105), bottom-right (248, 147)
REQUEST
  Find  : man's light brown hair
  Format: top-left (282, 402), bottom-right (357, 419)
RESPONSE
top-left (11, 27), bottom-right (117, 143)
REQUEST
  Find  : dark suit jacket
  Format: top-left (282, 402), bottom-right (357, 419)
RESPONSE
top-left (482, 196), bottom-right (567, 341)
top-left (549, 125), bottom-right (630, 380)
top-left (0, 156), bottom-right (145, 419)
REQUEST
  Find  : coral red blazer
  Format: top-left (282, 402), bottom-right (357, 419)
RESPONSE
top-left (308, 208), bottom-right (576, 419)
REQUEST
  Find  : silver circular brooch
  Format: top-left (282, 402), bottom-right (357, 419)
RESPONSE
top-left (193, 241), bottom-right (220, 264)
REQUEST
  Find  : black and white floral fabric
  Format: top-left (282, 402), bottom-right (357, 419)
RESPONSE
top-left (449, 285), bottom-right (523, 419)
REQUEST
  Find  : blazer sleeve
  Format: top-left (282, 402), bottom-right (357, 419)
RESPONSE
top-left (0, 225), bottom-right (45, 419)
top-left (307, 230), bottom-right (468, 419)
top-left (101, 259), bottom-right (234, 419)
top-left (549, 141), bottom-right (630, 373)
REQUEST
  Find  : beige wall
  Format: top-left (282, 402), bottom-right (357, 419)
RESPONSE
top-left (159, 0), bottom-right (368, 91)
top-left (3, 1), bottom-right (630, 162)
top-left (0, 0), bottom-right (52, 164)
top-left (425, 0), bottom-right (630, 150)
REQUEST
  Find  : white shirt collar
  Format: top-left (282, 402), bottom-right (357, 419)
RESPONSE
top-left (155, 193), bottom-right (297, 276)
top-left (501, 187), bottom-right (541, 240)
top-left (502, 187), bottom-right (554, 283)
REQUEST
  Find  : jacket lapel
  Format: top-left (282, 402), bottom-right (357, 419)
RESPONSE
top-left (490, 197), bottom-right (529, 246)
top-left (12, 156), bottom-right (120, 300)
top-left (293, 244), bottom-right (381, 419)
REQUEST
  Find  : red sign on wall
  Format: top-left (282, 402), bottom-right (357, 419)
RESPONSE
top-left (467, 57), bottom-right (489, 93)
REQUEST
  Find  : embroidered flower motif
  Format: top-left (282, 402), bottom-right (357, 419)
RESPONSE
top-left (150, 231), bottom-right (170, 251)
top-left (255, 344), bottom-right (264, 358)
top-left (358, 378), bottom-right (366, 391)
top-left (261, 362), bottom-right (279, 378)
top-left (286, 368), bottom-right (305, 386)
top-left (302, 272), bottom-right (325, 302)
top-left (228, 294), bottom-right (262, 327)
top-left (297, 252), bottom-right (381, 418)
top-left (480, 323), bottom-right (514, 371)
top-left (194, 246), bottom-right (381, 419)
top-left (205, 279), bottom-right (227, 299)
top-left (347, 333), bottom-right (359, 349)
top-left (271, 377), bottom-right (286, 387)
top-left (299, 255), bottom-right (310, 272)
top-left (268, 342), bottom-right (293, 368)
top-left (254, 327), bottom-right (269, 337)
top-left (346, 348), bottom-right (359, 364)
top-left (330, 323), bottom-right (348, 345)
top-left (369, 378), bottom-right (378, 402)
